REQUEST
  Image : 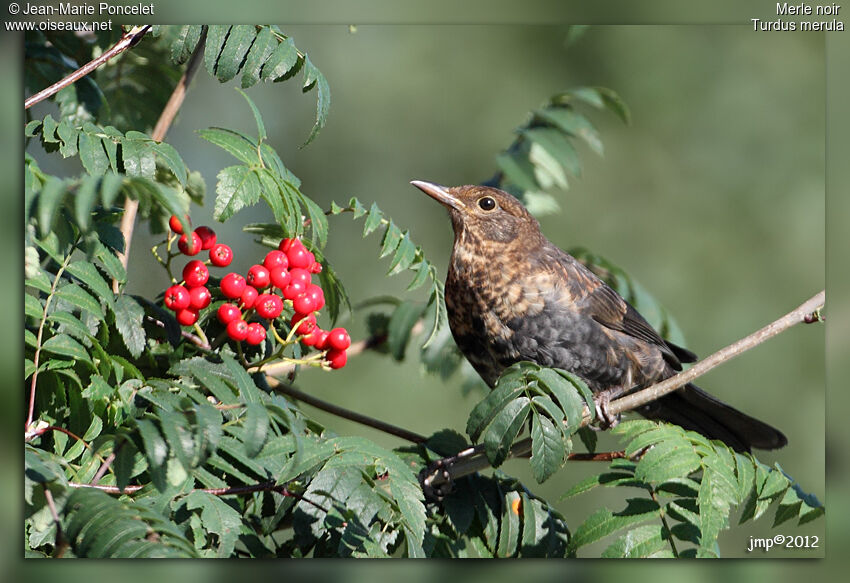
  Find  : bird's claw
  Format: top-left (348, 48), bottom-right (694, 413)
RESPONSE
top-left (592, 391), bottom-right (621, 430)
top-left (419, 457), bottom-right (456, 502)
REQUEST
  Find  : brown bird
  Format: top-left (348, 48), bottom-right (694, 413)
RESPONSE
top-left (411, 180), bottom-right (786, 452)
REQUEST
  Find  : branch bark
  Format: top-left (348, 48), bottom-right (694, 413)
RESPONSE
top-left (24, 26), bottom-right (151, 110)
top-left (115, 31), bottom-right (206, 289)
top-left (421, 290), bottom-right (825, 494)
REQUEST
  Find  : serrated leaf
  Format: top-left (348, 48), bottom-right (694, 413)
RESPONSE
top-left (42, 334), bottom-right (91, 363)
top-left (113, 295), bottom-right (146, 358)
top-left (214, 25), bottom-right (255, 82)
top-left (568, 498), bottom-right (660, 554)
top-left (55, 283), bottom-right (104, 319)
top-left (386, 301), bottom-right (425, 361)
top-left (387, 233), bottom-right (416, 275)
top-left (240, 26), bottom-right (276, 88)
top-left (362, 202), bottom-right (383, 236)
top-left (497, 490), bottom-right (522, 557)
top-left (78, 131), bottom-right (110, 176)
top-left (25, 293), bottom-right (43, 319)
top-left (536, 107), bottom-right (604, 156)
top-left (183, 491), bottom-right (242, 557)
top-left (67, 261), bottom-right (113, 309)
top-left (519, 492), bottom-right (570, 557)
top-left (204, 25), bottom-right (230, 77)
top-left (242, 403), bottom-right (270, 457)
top-left (467, 378), bottom-right (528, 442)
top-left (198, 127), bottom-right (259, 165)
top-left (214, 166), bottom-right (262, 222)
top-left (530, 413), bottom-right (568, 483)
top-left (170, 24), bottom-right (203, 64)
top-left (634, 437), bottom-right (701, 484)
top-left (152, 142), bottom-right (188, 186)
top-left (483, 396), bottom-right (530, 467)
top-left (523, 127), bottom-right (582, 178)
top-left (236, 87), bottom-right (266, 142)
top-left (301, 55), bottom-right (330, 146)
top-left (121, 132), bottom-right (156, 179)
top-left (601, 524), bottom-right (669, 558)
top-left (135, 418), bottom-right (168, 491)
top-left (261, 36), bottom-right (299, 80)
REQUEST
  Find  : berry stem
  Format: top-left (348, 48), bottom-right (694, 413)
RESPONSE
top-left (192, 322), bottom-right (209, 347)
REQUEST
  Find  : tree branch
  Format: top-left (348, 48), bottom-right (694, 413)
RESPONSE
top-left (115, 30), bottom-right (206, 289)
top-left (24, 26), bottom-right (151, 110)
top-left (421, 290), bottom-right (825, 494)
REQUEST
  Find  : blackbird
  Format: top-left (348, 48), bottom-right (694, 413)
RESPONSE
top-left (411, 180), bottom-right (787, 452)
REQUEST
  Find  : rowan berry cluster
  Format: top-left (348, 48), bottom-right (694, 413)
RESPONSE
top-left (161, 215), bottom-right (350, 369)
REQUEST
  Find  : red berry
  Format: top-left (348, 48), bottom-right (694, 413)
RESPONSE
top-left (283, 280), bottom-right (307, 300)
top-left (164, 284), bottom-right (190, 311)
top-left (176, 308), bottom-right (199, 326)
top-left (217, 303), bottom-right (241, 325)
top-left (292, 293), bottom-right (316, 316)
top-left (305, 284), bottom-right (325, 311)
top-left (240, 286), bottom-right (258, 309)
top-left (169, 214), bottom-right (188, 234)
top-left (245, 322), bottom-right (266, 345)
top-left (209, 244), bottom-right (233, 268)
top-left (195, 226), bottom-right (216, 250)
top-left (291, 313), bottom-right (317, 335)
top-left (178, 232), bottom-right (202, 256)
top-left (263, 250), bottom-right (289, 271)
top-left (188, 286), bottom-right (212, 310)
top-left (270, 266), bottom-right (291, 289)
top-left (287, 246), bottom-right (313, 269)
top-left (300, 327), bottom-right (324, 347)
top-left (246, 264), bottom-right (271, 289)
top-left (255, 293), bottom-right (284, 319)
top-left (326, 348), bottom-right (347, 369)
top-left (314, 328), bottom-right (331, 350)
top-left (279, 238), bottom-right (300, 253)
top-left (310, 261), bottom-right (323, 274)
top-left (226, 319), bottom-right (248, 341)
top-left (289, 268), bottom-right (312, 286)
top-left (327, 328), bottom-right (352, 351)
top-left (182, 260), bottom-right (209, 288)
top-left (221, 273), bottom-right (247, 299)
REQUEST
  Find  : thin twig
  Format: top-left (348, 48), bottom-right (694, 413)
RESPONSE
top-left (422, 290), bottom-right (826, 492)
top-left (115, 30), bottom-right (207, 289)
top-left (24, 26), bottom-right (151, 110)
top-left (269, 381), bottom-right (427, 444)
top-left (43, 487), bottom-right (67, 558)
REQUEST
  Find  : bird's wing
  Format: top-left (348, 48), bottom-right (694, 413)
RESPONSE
top-left (550, 251), bottom-right (688, 369)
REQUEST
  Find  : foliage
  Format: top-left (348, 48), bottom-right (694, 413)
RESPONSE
top-left (23, 25), bottom-right (821, 559)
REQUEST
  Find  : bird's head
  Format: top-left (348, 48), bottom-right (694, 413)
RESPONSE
top-left (410, 181), bottom-right (543, 247)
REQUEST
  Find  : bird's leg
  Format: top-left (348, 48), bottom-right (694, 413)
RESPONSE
top-left (592, 388), bottom-right (623, 430)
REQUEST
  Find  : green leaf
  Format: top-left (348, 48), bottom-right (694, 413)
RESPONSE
top-left (362, 202), bottom-right (384, 236)
top-left (78, 131), bottom-right (110, 176)
top-left (182, 490), bottom-right (242, 557)
top-left (204, 25), bottom-right (230, 77)
top-left (387, 233), bottom-right (417, 275)
top-left (240, 26), bottom-right (276, 88)
top-left (523, 127), bottom-right (582, 177)
top-left (214, 166), bottom-right (262, 222)
top-left (198, 127), bottom-right (259, 165)
top-left (135, 418), bottom-right (168, 491)
top-left (151, 142), bottom-right (188, 186)
top-left (215, 25), bottom-right (255, 83)
top-left (261, 36), bottom-right (299, 80)
top-left (37, 177), bottom-right (66, 236)
top-left (496, 151), bottom-right (539, 192)
top-left (236, 87), bottom-right (266, 142)
top-left (301, 55), bottom-right (330, 146)
top-left (66, 261), bottom-right (113, 310)
top-left (121, 132), bottom-right (156, 179)
top-left (386, 301), bottom-right (425, 361)
top-left (601, 524), bottom-right (670, 558)
top-left (634, 437), bottom-right (702, 484)
top-left (467, 379), bottom-right (527, 442)
top-left (530, 413), bottom-right (567, 483)
top-left (535, 107), bottom-right (604, 156)
top-left (519, 492), bottom-right (570, 557)
top-left (241, 403), bottom-right (270, 457)
top-left (483, 396), bottom-right (531, 467)
top-left (42, 334), bottom-right (91, 363)
top-left (25, 293), bottom-right (43, 319)
top-left (568, 498), bottom-right (660, 555)
top-left (496, 490), bottom-right (522, 557)
top-left (113, 295), bottom-right (146, 358)
top-left (170, 24), bottom-right (203, 64)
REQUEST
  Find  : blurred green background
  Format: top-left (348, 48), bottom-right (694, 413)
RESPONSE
top-left (23, 23), bottom-right (825, 562)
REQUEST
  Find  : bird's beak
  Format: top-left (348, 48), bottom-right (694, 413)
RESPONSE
top-left (410, 180), bottom-right (464, 211)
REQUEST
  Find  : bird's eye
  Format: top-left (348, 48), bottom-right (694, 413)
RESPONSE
top-left (477, 196), bottom-right (496, 211)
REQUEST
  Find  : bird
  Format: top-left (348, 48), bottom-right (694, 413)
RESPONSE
top-left (411, 180), bottom-right (787, 452)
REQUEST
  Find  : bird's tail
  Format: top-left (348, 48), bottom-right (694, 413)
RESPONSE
top-left (637, 383), bottom-right (787, 452)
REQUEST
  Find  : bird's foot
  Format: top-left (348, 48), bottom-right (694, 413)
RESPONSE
top-left (592, 390), bottom-right (622, 430)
